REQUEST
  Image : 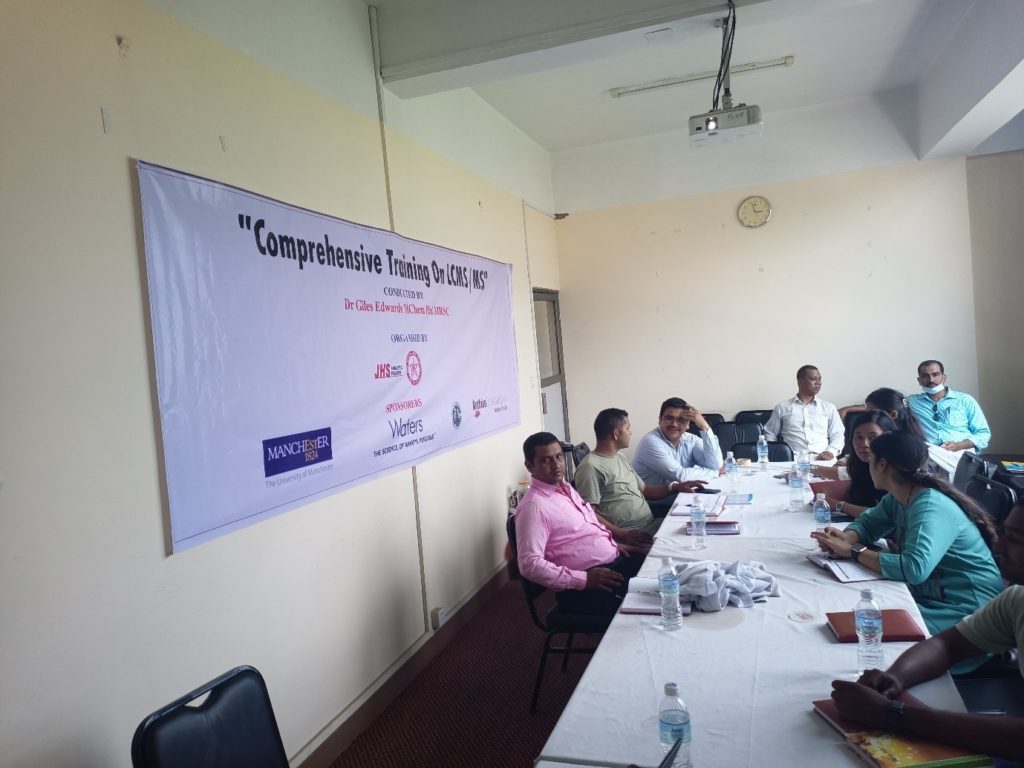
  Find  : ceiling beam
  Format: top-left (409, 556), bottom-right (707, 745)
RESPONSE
top-left (918, 0), bottom-right (1024, 159)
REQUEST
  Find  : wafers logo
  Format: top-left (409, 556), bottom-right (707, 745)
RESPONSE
top-left (263, 427), bottom-right (332, 478)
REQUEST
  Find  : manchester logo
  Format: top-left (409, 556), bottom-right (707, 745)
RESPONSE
top-left (406, 350), bottom-right (422, 385)
top-left (451, 401), bottom-right (462, 429)
top-left (262, 427), bottom-right (333, 478)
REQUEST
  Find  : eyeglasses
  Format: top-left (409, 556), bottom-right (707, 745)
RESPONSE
top-left (932, 403), bottom-right (944, 422)
top-left (662, 417), bottom-right (691, 425)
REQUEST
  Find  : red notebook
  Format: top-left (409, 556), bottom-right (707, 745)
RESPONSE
top-left (813, 696), bottom-right (990, 767)
top-left (825, 609), bottom-right (926, 643)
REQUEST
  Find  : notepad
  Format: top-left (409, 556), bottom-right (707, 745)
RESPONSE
top-left (669, 494), bottom-right (726, 517)
top-left (723, 493), bottom-right (753, 504)
top-left (824, 609), bottom-right (926, 643)
top-left (685, 520), bottom-right (740, 535)
top-left (813, 696), bottom-right (990, 767)
top-left (620, 577), bottom-right (693, 615)
top-left (806, 552), bottom-right (881, 583)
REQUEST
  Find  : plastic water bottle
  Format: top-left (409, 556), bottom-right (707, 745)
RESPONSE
top-left (756, 434), bottom-right (769, 472)
top-left (659, 557), bottom-right (682, 631)
top-left (812, 493), bottom-right (832, 532)
top-left (798, 450), bottom-right (812, 487)
top-left (724, 451), bottom-right (738, 487)
top-left (658, 682), bottom-right (692, 767)
top-left (689, 499), bottom-right (707, 550)
top-left (788, 463), bottom-right (804, 512)
top-left (855, 588), bottom-right (884, 674)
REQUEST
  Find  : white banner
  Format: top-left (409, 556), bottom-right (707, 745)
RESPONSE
top-left (138, 162), bottom-right (520, 551)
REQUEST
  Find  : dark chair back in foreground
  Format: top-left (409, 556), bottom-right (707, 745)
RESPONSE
top-left (953, 452), bottom-right (994, 492)
top-left (131, 665), bottom-right (289, 768)
top-left (965, 476), bottom-right (1018, 528)
top-left (731, 441), bottom-right (793, 463)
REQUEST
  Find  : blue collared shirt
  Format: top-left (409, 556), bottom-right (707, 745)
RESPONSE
top-left (908, 388), bottom-right (991, 450)
top-left (631, 427), bottom-right (721, 484)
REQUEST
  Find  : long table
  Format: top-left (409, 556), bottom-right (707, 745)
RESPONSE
top-left (535, 464), bottom-right (966, 768)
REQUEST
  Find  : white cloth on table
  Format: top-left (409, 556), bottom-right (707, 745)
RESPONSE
top-left (675, 559), bottom-right (780, 611)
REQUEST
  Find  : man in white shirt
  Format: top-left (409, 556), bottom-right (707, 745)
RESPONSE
top-left (764, 365), bottom-right (844, 459)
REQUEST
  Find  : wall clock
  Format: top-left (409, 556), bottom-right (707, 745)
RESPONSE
top-left (737, 195), bottom-right (772, 228)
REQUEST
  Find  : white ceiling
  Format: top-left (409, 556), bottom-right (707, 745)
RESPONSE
top-left (373, 0), bottom-right (1023, 156)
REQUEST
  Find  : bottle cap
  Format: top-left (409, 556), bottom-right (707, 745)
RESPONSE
top-left (664, 682), bottom-right (679, 696)
top-left (815, 492), bottom-right (826, 500)
top-left (860, 588), bottom-right (873, 600)
top-left (661, 556), bottom-right (671, 566)
top-left (726, 451), bottom-right (734, 458)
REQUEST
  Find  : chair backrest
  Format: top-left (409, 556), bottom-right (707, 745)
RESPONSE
top-left (506, 515), bottom-right (550, 631)
top-left (688, 412), bottom-right (724, 435)
top-left (572, 442), bottom-right (591, 467)
top-left (965, 476), bottom-right (1018, 528)
top-left (953, 452), bottom-right (994, 491)
top-left (712, 421), bottom-right (763, 456)
top-left (731, 441), bottom-right (793, 462)
top-left (734, 410), bottom-right (772, 425)
top-left (131, 666), bottom-right (289, 768)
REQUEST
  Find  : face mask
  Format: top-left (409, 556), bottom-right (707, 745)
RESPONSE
top-left (922, 383), bottom-right (945, 395)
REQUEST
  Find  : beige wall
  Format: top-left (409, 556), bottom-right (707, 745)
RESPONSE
top-left (555, 159), bottom-right (982, 448)
top-left (0, 1), bottom-right (553, 766)
top-left (967, 150), bottom-right (1024, 454)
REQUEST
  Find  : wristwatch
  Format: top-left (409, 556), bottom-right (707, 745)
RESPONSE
top-left (851, 543), bottom-right (867, 563)
top-left (884, 699), bottom-right (905, 733)
top-left (835, 501), bottom-right (845, 515)
top-left (669, 481), bottom-right (678, 492)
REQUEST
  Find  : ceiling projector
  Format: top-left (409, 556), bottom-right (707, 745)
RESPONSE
top-left (688, 104), bottom-right (763, 146)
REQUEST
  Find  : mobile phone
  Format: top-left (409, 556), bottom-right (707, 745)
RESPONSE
top-left (694, 487), bottom-right (721, 494)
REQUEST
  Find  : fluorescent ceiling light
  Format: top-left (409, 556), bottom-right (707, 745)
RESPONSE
top-left (609, 55), bottom-right (794, 98)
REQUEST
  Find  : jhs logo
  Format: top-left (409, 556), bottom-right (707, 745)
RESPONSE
top-left (374, 363), bottom-right (391, 380)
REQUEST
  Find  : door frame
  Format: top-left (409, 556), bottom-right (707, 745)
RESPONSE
top-left (532, 288), bottom-right (571, 442)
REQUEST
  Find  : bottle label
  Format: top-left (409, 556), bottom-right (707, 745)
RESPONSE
top-left (659, 712), bottom-right (691, 745)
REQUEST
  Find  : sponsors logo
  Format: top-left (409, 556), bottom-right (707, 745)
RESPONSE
top-left (451, 402), bottom-right (462, 429)
top-left (406, 351), bottom-right (423, 385)
top-left (472, 397), bottom-right (487, 418)
top-left (385, 398), bottom-right (423, 414)
top-left (489, 394), bottom-right (509, 414)
top-left (263, 427), bottom-right (332, 478)
top-left (374, 362), bottom-right (403, 380)
top-left (389, 416), bottom-right (423, 438)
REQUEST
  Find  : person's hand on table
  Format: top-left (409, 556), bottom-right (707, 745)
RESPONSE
top-left (674, 480), bottom-right (707, 493)
top-left (831, 680), bottom-right (891, 729)
top-left (810, 527), bottom-right (852, 556)
top-left (585, 566), bottom-right (624, 592)
top-left (816, 450), bottom-right (836, 461)
top-left (940, 440), bottom-right (974, 452)
top-left (858, 668), bottom-right (904, 699)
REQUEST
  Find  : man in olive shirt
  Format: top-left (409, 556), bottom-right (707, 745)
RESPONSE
top-left (574, 408), bottom-right (704, 536)
top-left (830, 502), bottom-right (1024, 762)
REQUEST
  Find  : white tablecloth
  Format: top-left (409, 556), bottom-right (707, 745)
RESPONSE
top-left (536, 471), bottom-right (966, 768)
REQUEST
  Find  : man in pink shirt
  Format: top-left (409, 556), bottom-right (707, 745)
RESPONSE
top-left (514, 432), bottom-right (652, 616)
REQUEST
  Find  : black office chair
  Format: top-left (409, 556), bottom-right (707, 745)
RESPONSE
top-left (506, 516), bottom-right (610, 712)
top-left (954, 650), bottom-right (1024, 716)
top-left (734, 410), bottom-right (772, 426)
top-left (965, 476), bottom-right (1018, 528)
top-left (953, 452), bottom-right (994, 491)
top-left (712, 421), bottom-right (762, 457)
top-left (131, 666), bottom-right (289, 768)
top-left (572, 442), bottom-right (591, 467)
top-left (687, 412), bottom-right (724, 435)
top-left (730, 441), bottom-right (793, 463)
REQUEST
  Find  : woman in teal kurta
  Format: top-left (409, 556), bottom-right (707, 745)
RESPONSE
top-left (812, 431), bottom-right (1002, 635)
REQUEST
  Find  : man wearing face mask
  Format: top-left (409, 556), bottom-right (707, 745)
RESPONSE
top-left (908, 359), bottom-right (991, 452)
